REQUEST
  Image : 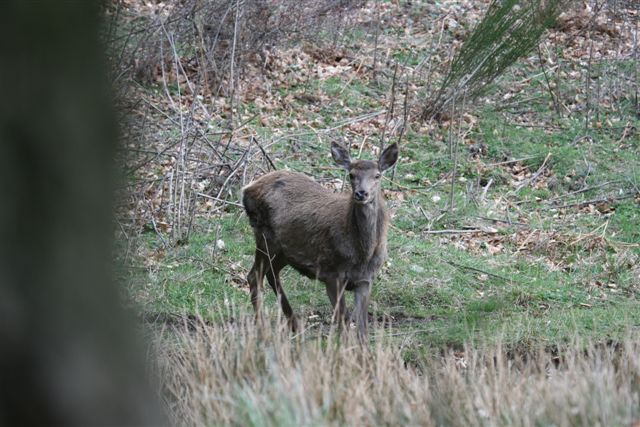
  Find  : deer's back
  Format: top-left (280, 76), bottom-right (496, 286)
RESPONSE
top-left (243, 170), bottom-right (348, 229)
top-left (243, 170), bottom-right (353, 278)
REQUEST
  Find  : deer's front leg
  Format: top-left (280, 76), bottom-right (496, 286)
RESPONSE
top-left (325, 279), bottom-right (348, 327)
top-left (352, 280), bottom-right (372, 341)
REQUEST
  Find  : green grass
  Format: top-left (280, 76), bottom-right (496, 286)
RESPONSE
top-left (122, 118), bottom-right (640, 348)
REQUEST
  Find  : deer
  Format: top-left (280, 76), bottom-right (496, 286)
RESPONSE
top-left (242, 141), bottom-right (398, 339)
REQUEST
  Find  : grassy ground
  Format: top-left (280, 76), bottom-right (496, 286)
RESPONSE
top-left (122, 73), bottom-right (640, 353)
top-left (120, 4), bottom-right (640, 350)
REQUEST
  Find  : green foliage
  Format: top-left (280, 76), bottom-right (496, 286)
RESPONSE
top-left (424, 0), bottom-right (565, 118)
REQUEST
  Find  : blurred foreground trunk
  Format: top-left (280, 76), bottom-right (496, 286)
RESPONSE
top-left (0, 2), bottom-right (165, 425)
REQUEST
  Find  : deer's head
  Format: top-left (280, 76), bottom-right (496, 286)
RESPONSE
top-left (331, 141), bottom-right (399, 204)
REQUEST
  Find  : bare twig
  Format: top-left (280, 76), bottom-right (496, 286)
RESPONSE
top-left (419, 16), bottom-right (447, 96)
top-left (251, 135), bottom-right (277, 171)
top-left (147, 200), bottom-right (169, 248)
top-left (584, 35), bottom-right (595, 132)
top-left (634, 3), bottom-right (639, 115)
top-left (213, 145), bottom-right (250, 205)
top-left (537, 44), bottom-right (561, 116)
top-left (228, 0), bottom-right (241, 126)
top-left (448, 92), bottom-right (466, 213)
top-left (273, 110), bottom-right (386, 143)
top-left (494, 95), bottom-right (547, 112)
top-left (372, 0), bottom-right (381, 82)
top-left (391, 72), bottom-right (411, 186)
top-left (380, 62), bottom-right (399, 151)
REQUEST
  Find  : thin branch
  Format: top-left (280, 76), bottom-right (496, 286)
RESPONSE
top-left (514, 152), bottom-right (551, 192)
top-left (196, 193), bottom-right (243, 208)
top-left (475, 216), bottom-right (530, 228)
top-left (484, 155), bottom-right (541, 167)
top-left (537, 44), bottom-right (561, 116)
top-left (423, 229), bottom-right (498, 235)
top-left (549, 192), bottom-right (638, 210)
top-left (251, 135), bottom-right (277, 171)
top-left (445, 259), bottom-right (519, 284)
top-left (228, 0), bottom-right (241, 126)
top-left (380, 62), bottom-right (399, 151)
top-left (541, 180), bottom-right (622, 205)
top-left (372, 0), bottom-right (381, 81)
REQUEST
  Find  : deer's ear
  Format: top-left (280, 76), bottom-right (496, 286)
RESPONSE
top-left (331, 141), bottom-right (351, 171)
top-left (378, 143), bottom-right (399, 172)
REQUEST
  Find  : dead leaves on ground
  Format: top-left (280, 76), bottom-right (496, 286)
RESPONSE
top-left (442, 220), bottom-right (638, 296)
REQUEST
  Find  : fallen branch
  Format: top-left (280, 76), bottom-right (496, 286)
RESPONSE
top-left (549, 192), bottom-right (638, 210)
top-left (484, 155), bottom-right (541, 167)
top-left (423, 228), bottom-right (498, 235)
top-left (514, 152), bottom-right (551, 192)
top-left (445, 260), bottom-right (518, 284)
top-left (515, 180), bottom-right (623, 206)
top-left (475, 216), bottom-right (530, 228)
top-left (543, 180), bottom-right (622, 204)
top-left (480, 177), bottom-right (493, 202)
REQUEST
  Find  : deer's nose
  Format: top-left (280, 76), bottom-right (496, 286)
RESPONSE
top-left (354, 190), bottom-right (368, 201)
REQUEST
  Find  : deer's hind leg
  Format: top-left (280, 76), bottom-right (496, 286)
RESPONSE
top-left (264, 253), bottom-right (298, 332)
top-left (247, 250), bottom-right (268, 324)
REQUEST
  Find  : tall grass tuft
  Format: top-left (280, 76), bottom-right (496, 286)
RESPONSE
top-left (154, 314), bottom-right (640, 426)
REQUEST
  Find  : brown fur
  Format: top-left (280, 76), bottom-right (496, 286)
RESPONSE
top-left (242, 142), bottom-right (398, 338)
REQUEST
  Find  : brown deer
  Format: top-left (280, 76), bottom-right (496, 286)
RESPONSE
top-left (242, 141), bottom-right (398, 338)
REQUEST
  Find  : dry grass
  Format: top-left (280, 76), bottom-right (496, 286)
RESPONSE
top-left (154, 314), bottom-right (640, 427)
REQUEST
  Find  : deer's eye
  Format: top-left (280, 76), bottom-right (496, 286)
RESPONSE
top-left (349, 172), bottom-right (355, 180)
top-left (375, 173), bottom-right (381, 179)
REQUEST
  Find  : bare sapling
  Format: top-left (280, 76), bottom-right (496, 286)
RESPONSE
top-left (242, 141), bottom-right (399, 339)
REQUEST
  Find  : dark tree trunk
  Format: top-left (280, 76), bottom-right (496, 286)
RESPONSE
top-left (0, 2), bottom-right (165, 425)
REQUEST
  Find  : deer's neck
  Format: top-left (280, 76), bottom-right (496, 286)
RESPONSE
top-left (348, 193), bottom-right (386, 259)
